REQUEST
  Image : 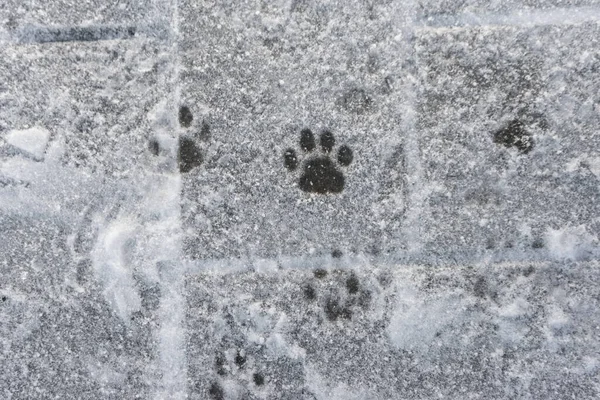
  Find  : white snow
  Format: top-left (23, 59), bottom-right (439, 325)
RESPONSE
top-left (545, 225), bottom-right (598, 261)
top-left (5, 126), bottom-right (51, 159)
top-left (91, 218), bottom-right (142, 322)
top-left (387, 286), bottom-right (467, 350)
top-left (1, 0), bottom-right (599, 398)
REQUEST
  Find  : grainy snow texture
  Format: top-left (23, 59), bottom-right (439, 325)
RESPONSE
top-left (1, 0), bottom-right (599, 399)
top-left (186, 262), bottom-right (600, 399)
top-left (179, 0), bottom-right (411, 260)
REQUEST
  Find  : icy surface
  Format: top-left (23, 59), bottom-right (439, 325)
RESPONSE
top-left (4, 127), bottom-right (50, 159)
top-left (1, 0), bottom-right (599, 399)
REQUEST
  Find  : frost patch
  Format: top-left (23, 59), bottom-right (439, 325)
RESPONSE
top-left (497, 297), bottom-right (530, 319)
top-left (5, 127), bottom-right (51, 160)
top-left (387, 287), bottom-right (466, 351)
top-left (547, 305), bottom-right (571, 332)
top-left (566, 154), bottom-right (600, 178)
top-left (305, 365), bottom-right (376, 400)
top-left (91, 218), bottom-right (141, 322)
top-left (544, 225), bottom-right (598, 261)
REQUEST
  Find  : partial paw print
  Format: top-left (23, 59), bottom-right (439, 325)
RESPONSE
top-left (492, 119), bottom-right (533, 154)
top-left (174, 105), bottom-right (210, 173)
top-left (491, 114), bottom-right (547, 155)
top-left (302, 268), bottom-right (372, 323)
top-left (284, 129), bottom-right (353, 194)
top-left (208, 347), bottom-right (267, 400)
top-left (202, 306), bottom-right (305, 400)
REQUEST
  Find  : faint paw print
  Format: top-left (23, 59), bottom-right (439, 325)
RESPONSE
top-left (284, 129), bottom-right (353, 194)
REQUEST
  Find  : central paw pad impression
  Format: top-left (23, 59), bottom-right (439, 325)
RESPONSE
top-left (284, 129), bottom-right (353, 194)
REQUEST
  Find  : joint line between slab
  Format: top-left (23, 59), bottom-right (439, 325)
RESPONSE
top-left (416, 5), bottom-right (600, 29)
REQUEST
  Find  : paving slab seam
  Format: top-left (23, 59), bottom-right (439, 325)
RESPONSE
top-left (416, 5), bottom-right (600, 29)
top-left (187, 251), bottom-right (600, 276)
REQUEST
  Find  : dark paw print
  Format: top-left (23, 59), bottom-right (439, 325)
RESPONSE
top-left (209, 347), bottom-right (265, 399)
top-left (302, 270), bottom-right (371, 322)
top-left (177, 105), bottom-right (210, 173)
top-left (493, 119), bottom-right (534, 154)
top-left (284, 129), bottom-right (353, 194)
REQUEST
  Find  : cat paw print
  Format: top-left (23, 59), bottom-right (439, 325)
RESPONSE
top-left (302, 269), bottom-right (372, 323)
top-left (284, 128), bottom-right (353, 194)
top-left (176, 105), bottom-right (210, 173)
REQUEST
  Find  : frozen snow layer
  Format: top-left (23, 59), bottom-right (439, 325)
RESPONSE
top-left (0, 155), bottom-right (183, 399)
top-left (0, 0), bottom-right (599, 399)
top-left (4, 126), bottom-right (50, 159)
top-left (186, 261), bottom-right (600, 399)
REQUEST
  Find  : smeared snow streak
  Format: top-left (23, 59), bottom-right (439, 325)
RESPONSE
top-left (91, 218), bottom-right (142, 322)
top-left (151, 175), bottom-right (187, 400)
top-left (152, 0), bottom-right (188, 398)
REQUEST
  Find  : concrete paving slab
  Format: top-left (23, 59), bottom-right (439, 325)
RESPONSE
top-left (178, 0), bottom-right (411, 260)
top-left (0, 39), bottom-right (173, 176)
top-left (415, 22), bottom-right (600, 259)
top-left (417, 0), bottom-right (600, 21)
top-left (0, 37), bottom-right (178, 399)
top-left (186, 261), bottom-right (600, 399)
top-left (0, 0), bottom-right (169, 33)
top-left (0, 214), bottom-right (157, 400)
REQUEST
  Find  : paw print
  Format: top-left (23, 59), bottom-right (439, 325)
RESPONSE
top-left (284, 129), bottom-right (353, 194)
top-left (492, 119), bottom-right (534, 154)
top-left (302, 269), bottom-right (372, 322)
top-left (177, 105), bottom-right (210, 173)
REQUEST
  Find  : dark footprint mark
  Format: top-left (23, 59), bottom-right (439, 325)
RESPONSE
top-left (346, 274), bottom-right (359, 294)
top-left (473, 276), bottom-right (488, 299)
top-left (331, 249), bottom-right (343, 258)
top-left (198, 120), bottom-right (211, 141)
top-left (253, 372), bottom-right (265, 386)
top-left (209, 382), bottom-right (224, 400)
top-left (177, 106), bottom-right (209, 172)
top-left (234, 351), bottom-right (246, 368)
top-left (179, 137), bottom-right (202, 173)
top-left (302, 270), bottom-right (372, 323)
top-left (324, 297), bottom-right (352, 321)
top-left (314, 269), bottom-right (328, 279)
top-left (303, 284), bottom-right (316, 300)
top-left (493, 119), bottom-right (534, 154)
top-left (215, 354), bottom-right (227, 376)
top-left (148, 139), bottom-right (159, 156)
top-left (337, 146), bottom-right (353, 166)
top-left (320, 130), bottom-right (335, 153)
top-left (179, 105), bottom-right (194, 128)
top-left (284, 129), bottom-right (354, 194)
top-left (300, 128), bottom-right (316, 152)
top-left (284, 149), bottom-right (298, 171)
top-left (300, 158), bottom-right (344, 193)
top-left (523, 266), bottom-right (535, 277)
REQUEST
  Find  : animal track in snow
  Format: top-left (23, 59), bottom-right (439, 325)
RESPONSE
top-left (284, 128), bottom-right (353, 194)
